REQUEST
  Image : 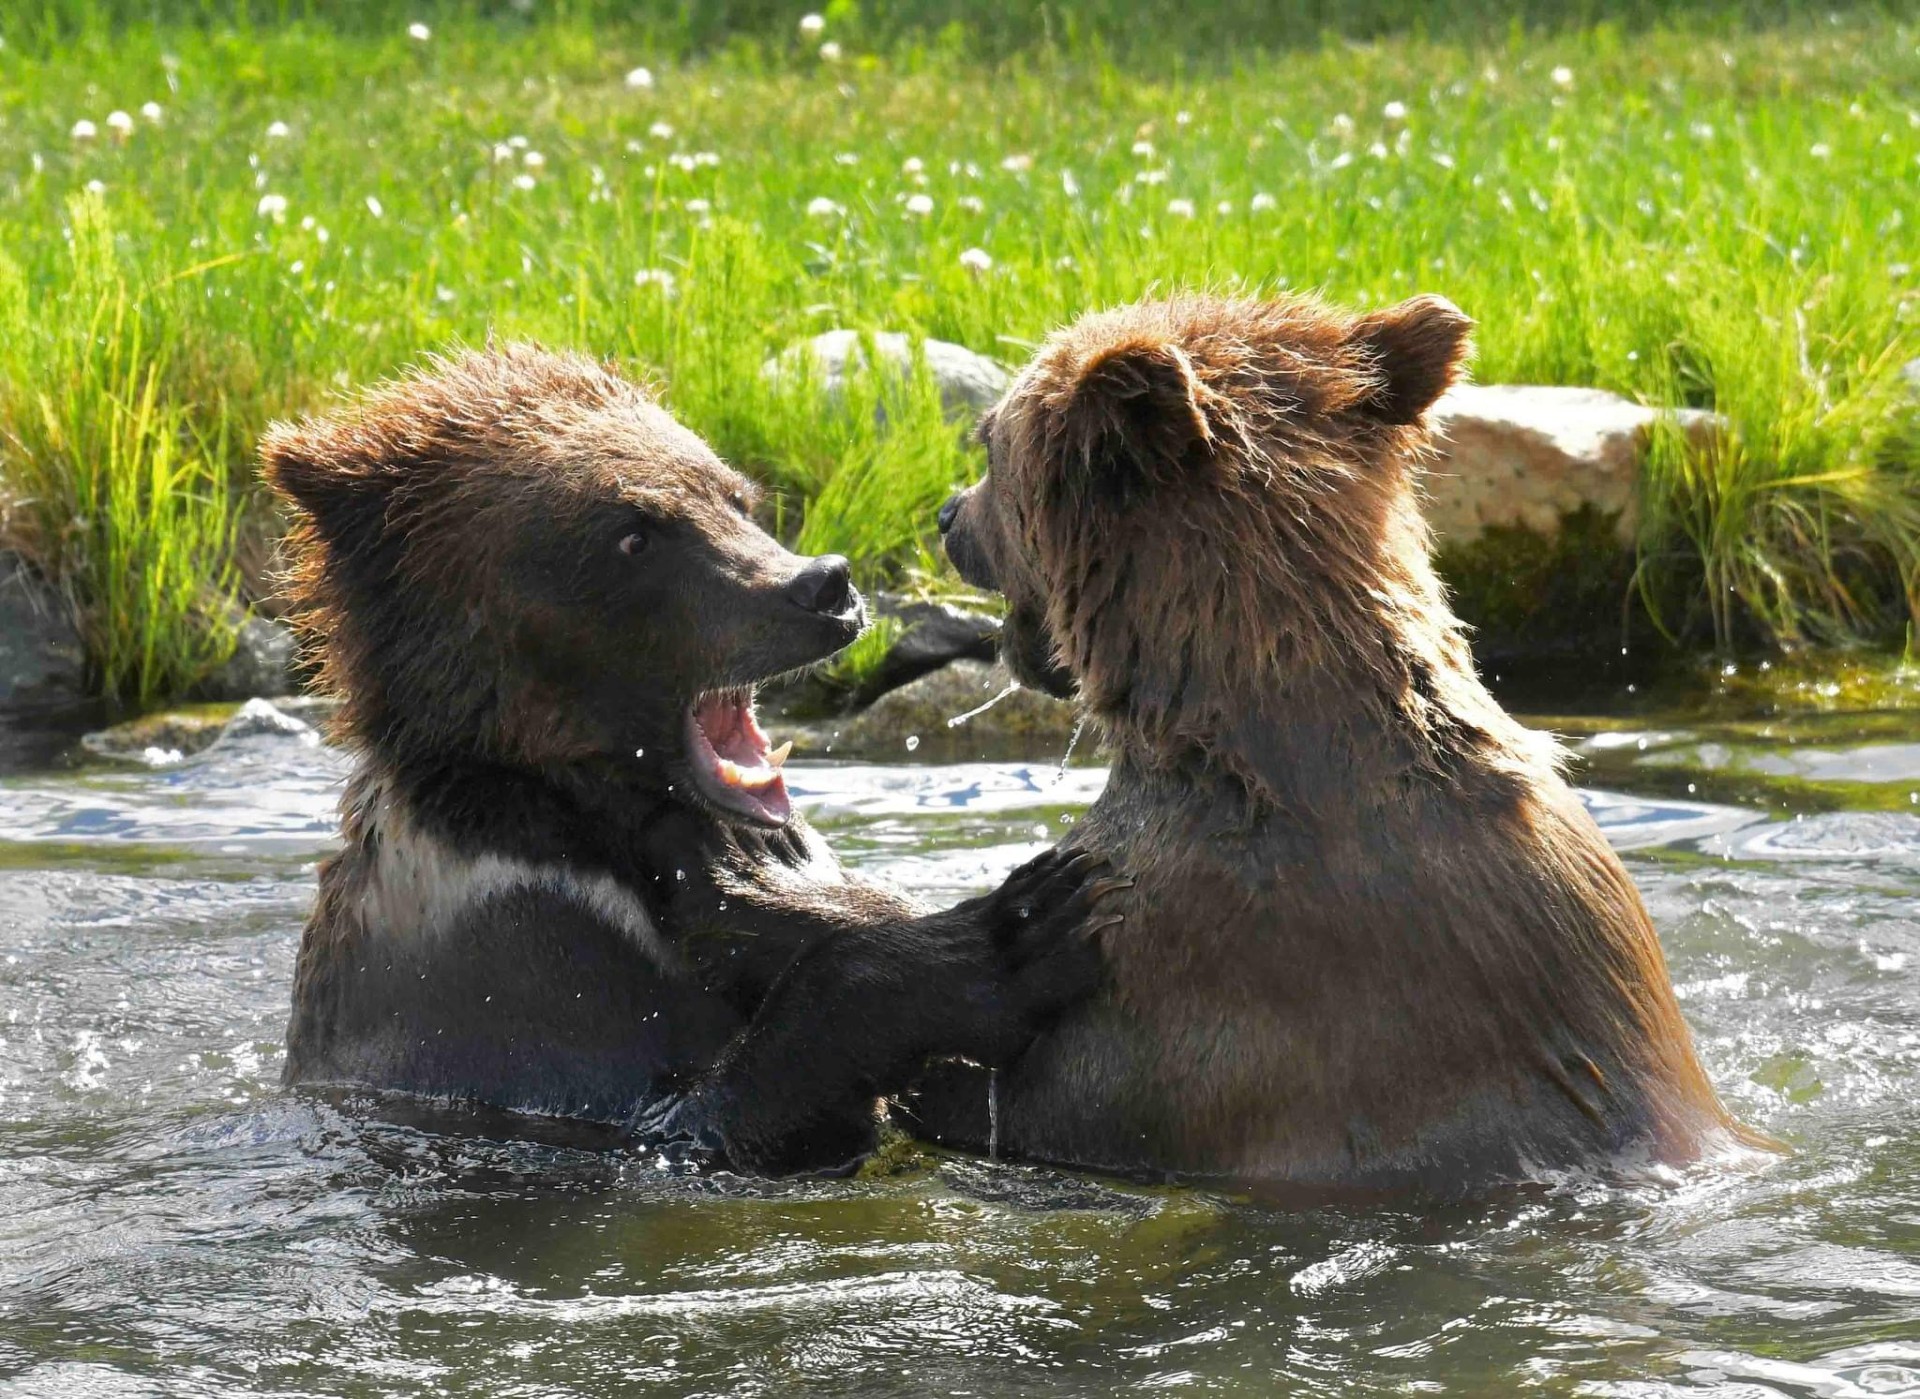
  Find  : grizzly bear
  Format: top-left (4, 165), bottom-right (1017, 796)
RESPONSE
top-left (926, 292), bottom-right (1747, 1193)
top-left (263, 344), bottom-right (1115, 1174)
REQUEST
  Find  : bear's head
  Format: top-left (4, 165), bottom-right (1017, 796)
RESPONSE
top-left (940, 292), bottom-right (1500, 789)
top-left (263, 344), bottom-right (864, 827)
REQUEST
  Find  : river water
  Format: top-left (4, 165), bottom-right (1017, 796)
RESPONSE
top-left (3, 699), bottom-right (1920, 1397)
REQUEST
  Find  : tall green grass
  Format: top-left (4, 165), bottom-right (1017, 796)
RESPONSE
top-left (0, 4), bottom-right (1915, 702)
top-left (0, 196), bottom-right (239, 707)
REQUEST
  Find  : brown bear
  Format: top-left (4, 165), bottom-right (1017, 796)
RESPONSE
top-left (262, 344), bottom-right (1116, 1174)
top-left (926, 292), bottom-right (1749, 1194)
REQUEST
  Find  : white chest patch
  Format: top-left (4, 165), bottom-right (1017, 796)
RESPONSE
top-left (352, 791), bottom-right (675, 972)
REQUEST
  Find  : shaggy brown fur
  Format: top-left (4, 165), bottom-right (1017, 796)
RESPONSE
top-left (264, 344), bottom-right (1107, 1173)
top-left (926, 292), bottom-right (1748, 1193)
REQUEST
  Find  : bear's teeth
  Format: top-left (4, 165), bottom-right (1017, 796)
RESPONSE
top-left (767, 741), bottom-right (793, 770)
top-left (716, 756), bottom-right (778, 789)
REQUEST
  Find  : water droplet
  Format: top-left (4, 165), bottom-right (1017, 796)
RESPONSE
top-left (1031, 824), bottom-right (1048, 839)
top-left (905, 735), bottom-right (921, 752)
top-left (634, 747), bottom-right (645, 758)
top-left (675, 869), bottom-right (686, 881)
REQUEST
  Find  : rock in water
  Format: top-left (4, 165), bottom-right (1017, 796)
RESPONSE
top-left (763, 331), bottom-right (1010, 420)
top-left (833, 659), bottom-right (1078, 760)
top-left (856, 599), bottom-right (1002, 705)
top-left (0, 553), bottom-right (84, 709)
top-left (201, 616), bottom-right (298, 701)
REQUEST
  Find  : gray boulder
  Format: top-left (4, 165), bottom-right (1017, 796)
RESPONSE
top-left (1423, 384), bottom-right (1722, 544)
top-left (0, 552), bottom-right (84, 708)
top-left (764, 330), bottom-right (1010, 420)
top-left (200, 615), bottom-right (298, 701)
top-left (825, 659), bottom-right (1079, 761)
top-left (856, 598), bottom-right (1001, 705)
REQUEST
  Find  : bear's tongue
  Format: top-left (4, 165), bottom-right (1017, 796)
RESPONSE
top-left (686, 688), bottom-right (793, 826)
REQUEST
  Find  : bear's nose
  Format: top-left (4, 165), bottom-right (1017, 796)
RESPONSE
top-left (937, 495), bottom-right (962, 535)
top-left (785, 555), bottom-right (854, 616)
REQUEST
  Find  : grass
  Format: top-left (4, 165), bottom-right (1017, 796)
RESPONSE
top-left (0, 2), bottom-right (1916, 703)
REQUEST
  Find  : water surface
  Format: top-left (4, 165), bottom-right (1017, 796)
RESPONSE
top-left (4, 705), bottom-right (1920, 1397)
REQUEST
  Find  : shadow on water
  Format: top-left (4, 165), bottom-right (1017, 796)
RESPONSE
top-left (3, 698), bottom-right (1920, 1395)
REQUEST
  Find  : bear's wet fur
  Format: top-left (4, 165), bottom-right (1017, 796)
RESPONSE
top-left (928, 292), bottom-right (1748, 1194)
top-left (265, 344), bottom-right (1107, 1174)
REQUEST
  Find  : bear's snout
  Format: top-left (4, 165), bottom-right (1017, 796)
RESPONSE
top-left (784, 554), bottom-right (855, 618)
top-left (939, 489), bottom-right (999, 591)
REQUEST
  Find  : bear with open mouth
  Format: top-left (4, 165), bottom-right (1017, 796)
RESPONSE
top-left (264, 344), bottom-right (1119, 1174)
top-left (927, 291), bottom-right (1757, 1195)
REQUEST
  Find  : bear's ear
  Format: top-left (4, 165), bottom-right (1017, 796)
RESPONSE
top-left (1347, 294), bottom-right (1473, 425)
top-left (1057, 338), bottom-right (1216, 501)
top-left (259, 421), bottom-right (396, 545)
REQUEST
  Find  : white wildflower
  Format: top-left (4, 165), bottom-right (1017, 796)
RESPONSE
top-left (84, 178), bottom-right (106, 194)
top-left (634, 267), bottom-right (676, 292)
top-left (1331, 113), bottom-right (1355, 136)
top-left (958, 247), bottom-right (993, 273)
top-left (1810, 142), bottom-right (1832, 159)
top-left (523, 150), bottom-right (546, 168)
top-left (1135, 168), bottom-right (1168, 185)
top-left (695, 151), bottom-right (720, 167)
top-left (492, 142), bottom-right (515, 163)
top-left (257, 192), bottom-right (289, 220)
top-left (649, 121), bottom-right (674, 140)
top-left (1175, 110), bottom-right (1192, 125)
top-left (806, 196), bottom-right (843, 217)
top-left (1215, 199), bottom-right (1233, 215)
top-left (1250, 191), bottom-right (1276, 211)
top-left (365, 194), bottom-right (384, 217)
top-left (1368, 141), bottom-right (1389, 159)
top-left (1166, 197), bottom-right (1194, 218)
top-left (685, 197), bottom-right (711, 213)
top-left (71, 118), bottom-right (98, 141)
top-left (1383, 100), bottom-right (1409, 121)
top-left (511, 173), bottom-right (536, 190)
top-left (407, 21), bottom-right (431, 41)
top-left (902, 156), bottom-right (924, 174)
top-left (1000, 153), bottom-right (1033, 172)
top-left (904, 193), bottom-right (934, 216)
top-left (957, 194), bottom-right (985, 213)
top-left (626, 67), bottom-right (654, 90)
top-left (140, 101), bottom-right (163, 123)
top-left (834, 151), bottom-right (859, 165)
top-left (818, 40), bottom-right (842, 61)
top-left (799, 13), bottom-right (825, 37)
top-left (1131, 139), bottom-right (1154, 157)
top-left (1061, 169), bottom-right (1079, 197)
top-left (266, 120), bottom-right (290, 139)
top-left (1551, 65), bottom-right (1574, 87)
top-left (508, 134), bottom-right (529, 149)
top-left (105, 110), bottom-right (134, 139)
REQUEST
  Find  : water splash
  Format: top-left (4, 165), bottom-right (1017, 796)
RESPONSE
top-left (1054, 715), bottom-right (1088, 786)
top-left (946, 680), bottom-right (1022, 728)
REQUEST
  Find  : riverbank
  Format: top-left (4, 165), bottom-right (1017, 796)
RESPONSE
top-left (1, 3), bottom-right (1917, 708)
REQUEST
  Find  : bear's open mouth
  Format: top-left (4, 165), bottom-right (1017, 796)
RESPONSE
top-left (686, 687), bottom-right (794, 827)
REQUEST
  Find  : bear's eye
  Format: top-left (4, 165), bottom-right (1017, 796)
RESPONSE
top-left (617, 530), bottom-right (648, 558)
top-left (729, 492), bottom-right (751, 517)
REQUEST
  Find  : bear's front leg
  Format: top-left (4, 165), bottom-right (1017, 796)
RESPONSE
top-left (631, 847), bottom-right (1125, 1174)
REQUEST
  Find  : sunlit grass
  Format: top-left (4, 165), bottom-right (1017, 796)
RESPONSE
top-left (0, 195), bottom-right (239, 708)
top-left (0, 4), bottom-right (1915, 701)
